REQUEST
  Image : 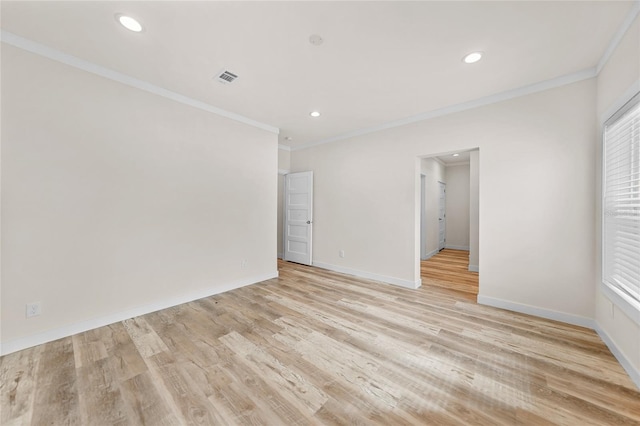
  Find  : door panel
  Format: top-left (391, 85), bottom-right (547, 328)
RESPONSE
top-left (284, 171), bottom-right (313, 265)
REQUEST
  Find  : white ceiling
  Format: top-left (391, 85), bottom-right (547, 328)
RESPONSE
top-left (436, 150), bottom-right (473, 165)
top-left (1, 1), bottom-right (634, 148)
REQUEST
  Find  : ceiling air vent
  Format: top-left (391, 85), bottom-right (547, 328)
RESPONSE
top-left (214, 69), bottom-right (239, 85)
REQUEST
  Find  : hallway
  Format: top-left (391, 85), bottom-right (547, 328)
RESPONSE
top-left (421, 249), bottom-right (478, 300)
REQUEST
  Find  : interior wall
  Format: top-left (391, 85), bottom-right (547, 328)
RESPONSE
top-left (291, 77), bottom-right (597, 319)
top-left (421, 158), bottom-right (446, 258)
top-left (444, 164), bottom-right (470, 250)
top-left (594, 15), bottom-right (640, 381)
top-left (1, 45), bottom-right (278, 353)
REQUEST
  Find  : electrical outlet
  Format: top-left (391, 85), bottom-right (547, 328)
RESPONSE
top-left (26, 302), bottom-right (42, 318)
top-left (339, 250), bottom-right (345, 258)
top-left (241, 259), bottom-right (248, 270)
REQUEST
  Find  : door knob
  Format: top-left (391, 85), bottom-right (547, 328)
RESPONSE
top-left (307, 220), bottom-right (312, 224)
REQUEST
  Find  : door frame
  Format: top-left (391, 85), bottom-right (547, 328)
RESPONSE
top-left (438, 181), bottom-right (446, 251)
top-left (420, 174), bottom-right (427, 260)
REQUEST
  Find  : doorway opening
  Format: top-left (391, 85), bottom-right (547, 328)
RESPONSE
top-left (418, 149), bottom-right (479, 298)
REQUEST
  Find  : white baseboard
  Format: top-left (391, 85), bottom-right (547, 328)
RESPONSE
top-left (445, 245), bottom-right (470, 251)
top-left (0, 271), bottom-right (278, 356)
top-left (422, 249), bottom-right (439, 260)
top-left (477, 295), bottom-right (595, 329)
top-left (312, 261), bottom-right (421, 289)
top-left (478, 295), bottom-right (639, 389)
top-left (595, 324), bottom-right (640, 390)
top-left (468, 264), bottom-right (479, 272)
top-left (277, 252), bottom-right (283, 259)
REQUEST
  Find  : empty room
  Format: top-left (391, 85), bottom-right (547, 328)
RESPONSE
top-left (1, 1), bottom-right (639, 424)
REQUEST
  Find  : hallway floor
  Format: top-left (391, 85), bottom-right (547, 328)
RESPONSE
top-left (421, 249), bottom-right (478, 300)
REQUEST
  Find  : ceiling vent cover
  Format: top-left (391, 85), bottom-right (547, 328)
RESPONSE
top-left (215, 69), bottom-right (239, 84)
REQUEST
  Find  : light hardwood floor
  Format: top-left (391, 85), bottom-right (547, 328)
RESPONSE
top-left (2, 259), bottom-right (639, 425)
top-left (421, 249), bottom-right (479, 299)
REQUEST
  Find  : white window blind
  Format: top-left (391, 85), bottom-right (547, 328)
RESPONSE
top-left (603, 93), bottom-right (640, 310)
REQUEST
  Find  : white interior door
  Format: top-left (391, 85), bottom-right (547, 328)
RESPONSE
top-left (438, 181), bottom-right (446, 251)
top-left (284, 171), bottom-right (313, 265)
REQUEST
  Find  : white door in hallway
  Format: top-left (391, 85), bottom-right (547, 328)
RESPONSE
top-left (284, 171), bottom-right (313, 265)
top-left (438, 181), bottom-right (446, 251)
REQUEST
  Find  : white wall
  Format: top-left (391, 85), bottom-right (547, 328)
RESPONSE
top-left (421, 158), bottom-right (446, 258)
top-left (444, 164), bottom-right (470, 250)
top-left (1, 45), bottom-right (278, 354)
top-left (595, 14), bottom-right (640, 384)
top-left (291, 78), bottom-right (597, 318)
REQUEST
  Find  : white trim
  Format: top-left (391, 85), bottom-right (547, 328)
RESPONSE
top-left (278, 169), bottom-right (290, 175)
top-left (433, 157), bottom-right (446, 167)
top-left (600, 283), bottom-right (640, 327)
top-left (599, 91), bottom-right (640, 330)
top-left (278, 144), bottom-right (292, 151)
top-left (0, 271), bottom-right (278, 356)
top-left (444, 244), bottom-right (470, 251)
top-left (291, 68), bottom-right (596, 151)
top-left (477, 295), bottom-right (595, 329)
top-left (423, 249), bottom-right (439, 260)
top-left (286, 1), bottom-right (638, 151)
top-left (312, 261), bottom-right (421, 289)
top-left (599, 79), bottom-right (640, 125)
top-left (595, 323), bottom-right (640, 390)
top-left (468, 265), bottom-right (479, 273)
top-left (596, 0), bottom-right (640, 74)
top-left (0, 30), bottom-right (279, 135)
top-left (444, 161), bottom-right (470, 167)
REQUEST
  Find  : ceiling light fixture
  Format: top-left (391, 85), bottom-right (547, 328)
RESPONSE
top-left (116, 14), bottom-right (143, 32)
top-left (463, 52), bottom-right (483, 64)
top-left (453, 153), bottom-right (460, 157)
top-left (285, 136), bottom-right (293, 141)
top-left (310, 111), bottom-right (321, 118)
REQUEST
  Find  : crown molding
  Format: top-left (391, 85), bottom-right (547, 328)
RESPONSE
top-left (290, 2), bottom-right (640, 152)
top-left (596, 0), bottom-right (640, 74)
top-left (292, 67), bottom-right (597, 151)
top-left (0, 30), bottom-right (279, 135)
top-left (600, 79), bottom-right (640, 125)
top-left (4, 0), bottom-right (638, 151)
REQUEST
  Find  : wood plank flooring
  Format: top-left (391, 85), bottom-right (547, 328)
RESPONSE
top-left (2, 259), bottom-right (639, 425)
top-left (421, 249), bottom-right (479, 299)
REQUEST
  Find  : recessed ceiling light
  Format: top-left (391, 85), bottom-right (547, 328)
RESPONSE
top-left (453, 153), bottom-right (460, 157)
top-left (116, 14), bottom-right (143, 32)
top-left (463, 52), bottom-right (483, 64)
top-left (310, 111), bottom-right (321, 118)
